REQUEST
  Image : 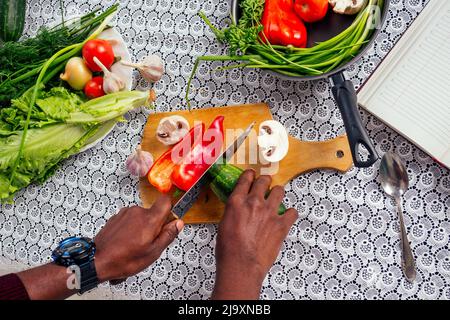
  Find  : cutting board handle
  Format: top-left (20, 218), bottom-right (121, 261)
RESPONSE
top-left (275, 135), bottom-right (353, 186)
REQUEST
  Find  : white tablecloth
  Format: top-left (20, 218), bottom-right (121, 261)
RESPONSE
top-left (1, 0), bottom-right (449, 299)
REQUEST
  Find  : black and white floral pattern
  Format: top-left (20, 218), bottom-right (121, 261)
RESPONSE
top-left (1, 0), bottom-right (449, 299)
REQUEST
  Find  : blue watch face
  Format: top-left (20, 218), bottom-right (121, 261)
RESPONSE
top-left (52, 236), bottom-right (96, 266)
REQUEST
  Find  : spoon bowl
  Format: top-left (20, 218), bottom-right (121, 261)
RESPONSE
top-left (379, 152), bottom-right (416, 282)
top-left (380, 152), bottom-right (409, 198)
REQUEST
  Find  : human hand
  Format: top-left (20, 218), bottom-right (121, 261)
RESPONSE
top-left (94, 195), bottom-right (184, 283)
top-left (212, 170), bottom-right (298, 300)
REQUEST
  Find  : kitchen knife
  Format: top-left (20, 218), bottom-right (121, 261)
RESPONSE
top-left (171, 122), bottom-right (255, 219)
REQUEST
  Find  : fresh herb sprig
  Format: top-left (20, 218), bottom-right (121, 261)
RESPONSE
top-left (186, 0), bottom-right (383, 107)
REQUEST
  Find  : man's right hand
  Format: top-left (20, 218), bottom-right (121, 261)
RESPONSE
top-left (212, 169), bottom-right (298, 300)
top-left (94, 195), bottom-right (184, 283)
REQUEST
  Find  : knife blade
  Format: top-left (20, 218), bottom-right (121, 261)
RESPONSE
top-left (171, 121), bottom-right (255, 219)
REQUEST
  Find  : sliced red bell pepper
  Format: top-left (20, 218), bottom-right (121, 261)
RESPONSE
top-left (171, 116), bottom-right (225, 191)
top-left (148, 122), bottom-right (204, 193)
top-left (261, 0), bottom-right (308, 48)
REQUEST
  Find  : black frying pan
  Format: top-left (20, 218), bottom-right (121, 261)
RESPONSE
top-left (231, 0), bottom-right (390, 167)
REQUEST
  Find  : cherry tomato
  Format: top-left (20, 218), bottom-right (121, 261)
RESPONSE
top-left (82, 39), bottom-right (114, 72)
top-left (294, 0), bottom-right (329, 23)
top-left (84, 76), bottom-right (105, 99)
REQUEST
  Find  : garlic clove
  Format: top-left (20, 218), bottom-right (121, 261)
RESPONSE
top-left (93, 57), bottom-right (126, 94)
top-left (103, 71), bottom-right (125, 94)
top-left (126, 145), bottom-right (154, 177)
top-left (121, 55), bottom-right (164, 83)
top-left (257, 120), bottom-right (289, 163)
top-left (156, 115), bottom-right (190, 145)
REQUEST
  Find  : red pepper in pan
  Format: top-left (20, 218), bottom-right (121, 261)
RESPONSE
top-left (261, 0), bottom-right (308, 48)
top-left (171, 116), bottom-right (225, 191)
top-left (148, 122), bottom-right (204, 193)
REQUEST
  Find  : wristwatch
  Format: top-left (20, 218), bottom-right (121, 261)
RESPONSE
top-left (51, 236), bottom-right (98, 294)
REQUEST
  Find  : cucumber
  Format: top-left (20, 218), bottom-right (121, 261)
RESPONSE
top-left (0, 0), bottom-right (26, 42)
top-left (209, 163), bottom-right (287, 215)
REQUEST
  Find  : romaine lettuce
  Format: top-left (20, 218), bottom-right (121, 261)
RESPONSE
top-left (0, 87), bottom-right (152, 200)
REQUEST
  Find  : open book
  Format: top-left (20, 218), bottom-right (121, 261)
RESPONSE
top-left (358, 0), bottom-right (450, 168)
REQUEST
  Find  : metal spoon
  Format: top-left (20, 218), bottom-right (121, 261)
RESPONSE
top-left (379, 152), bottom-right (416, 282)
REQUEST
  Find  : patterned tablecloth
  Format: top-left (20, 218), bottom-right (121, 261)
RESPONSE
top-left (1, 0), bottom-right (449, 300)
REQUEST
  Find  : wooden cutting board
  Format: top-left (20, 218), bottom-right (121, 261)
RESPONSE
top-left (139, 103), bottom-right (352, 224)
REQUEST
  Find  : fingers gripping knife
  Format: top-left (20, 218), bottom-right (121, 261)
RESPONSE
top-left (171, 122), bottom-right (255, 219)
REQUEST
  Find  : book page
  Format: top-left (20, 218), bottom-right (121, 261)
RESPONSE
top-left (358, 0), bottom-right (450, 167)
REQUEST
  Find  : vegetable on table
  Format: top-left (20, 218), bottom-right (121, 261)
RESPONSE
top-left (0, 87), bottom-right (152, 200)
top-left (329, 0), bottom-right (365, 15)
top-left (171, 116), bottom-right (225, 191)
top-left (66, 89), bottom-right (154, 124)
top-left (261, 0), bottom-right (307, 48)
top-left (0, 123), bottom-right (99, 200)
top-left (1, 87), bottom-right (153, 131)
top-left (148, 123), bottom-right (205, 193)
top-left (208, 163), bottom-right (287, 215)
top-left (0, 0), bottom-right (26, 42)
top-left (93, 57), bottom-right (125, 94)
top-left (294, 0), bottom-right (329, 23)
top-left (0, 4), bottom-right (119, 106)
top-left (0, 4), bottom-right (153, 202)
top-left (3, 6), bottom-right (116, 199)
top-left (121, 55), bottom-right (165, 83)
top-left (84, 76), bottom-right (105, 99)
top-left (60, 57), bottom-right (93, 90)
top-left (82, 39), bottom-right (115, 72)
top-left (257, 120), bottom-right (289, 163)
top-left (186, 0), bottom-right (384, 107)
top-left (156, 115), bottom-right (190, 145)
top-left (126, 145), bottom-right (154, 177)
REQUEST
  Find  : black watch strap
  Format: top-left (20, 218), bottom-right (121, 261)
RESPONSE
top-left (78, 259), bottom-right (99, 294)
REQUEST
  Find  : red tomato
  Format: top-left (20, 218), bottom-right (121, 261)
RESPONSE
top-left (294, 0), bottom-right (329, 23)
top-left (84, 76), bottom-right (105, 99)
top-left (82, 39), bottom-right (114, 72)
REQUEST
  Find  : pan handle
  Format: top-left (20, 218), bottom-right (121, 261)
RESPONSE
top-left (330, 73), bottom-right (378, 168)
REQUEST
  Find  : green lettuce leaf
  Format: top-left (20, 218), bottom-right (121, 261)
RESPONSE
top-left (67, 90), bottom-right (151, 124)
top-left (0, 123), bottom-right (99, 200)
top-left (0, 86), bottom-right (152, 201)
top-left (35, 86), bottom-right (86, 120)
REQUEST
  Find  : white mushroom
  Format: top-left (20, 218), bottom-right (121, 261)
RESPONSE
top-left (156, 115), bottom-right (190, 145)
top-left (329, 0), bottom-right (365, 15)
top-left (257, 120), bottom-right (289, 163)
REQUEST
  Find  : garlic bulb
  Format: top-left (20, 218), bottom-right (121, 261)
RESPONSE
top-left (257, 120), bottom-right (289, 163)
top-left (93, 56), bottom-right (126, 94)
top-left (329, 0), bottom-right (365, 15)
top-left (121, 55), bottom-right (164, 83)
top-left (156, 115), bottom-right (190, 145)
top-left (126, 145), bottom-right (154, 177)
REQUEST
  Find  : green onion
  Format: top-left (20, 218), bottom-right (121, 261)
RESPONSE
top-left (186, 0), bottom-right (383, 107)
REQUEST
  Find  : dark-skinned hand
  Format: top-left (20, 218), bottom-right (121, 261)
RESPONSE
top-left (212, 169), bottom-right (298, 300)
top-left (94, 195), bottom-right (184, 283)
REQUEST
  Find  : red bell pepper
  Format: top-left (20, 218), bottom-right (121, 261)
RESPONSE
top-left (148, 122), bottom-right (204, 193)
top-left (261, 0), bottom-right (308, 48)
top-left (171, 116), bottom-right (225, 191)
